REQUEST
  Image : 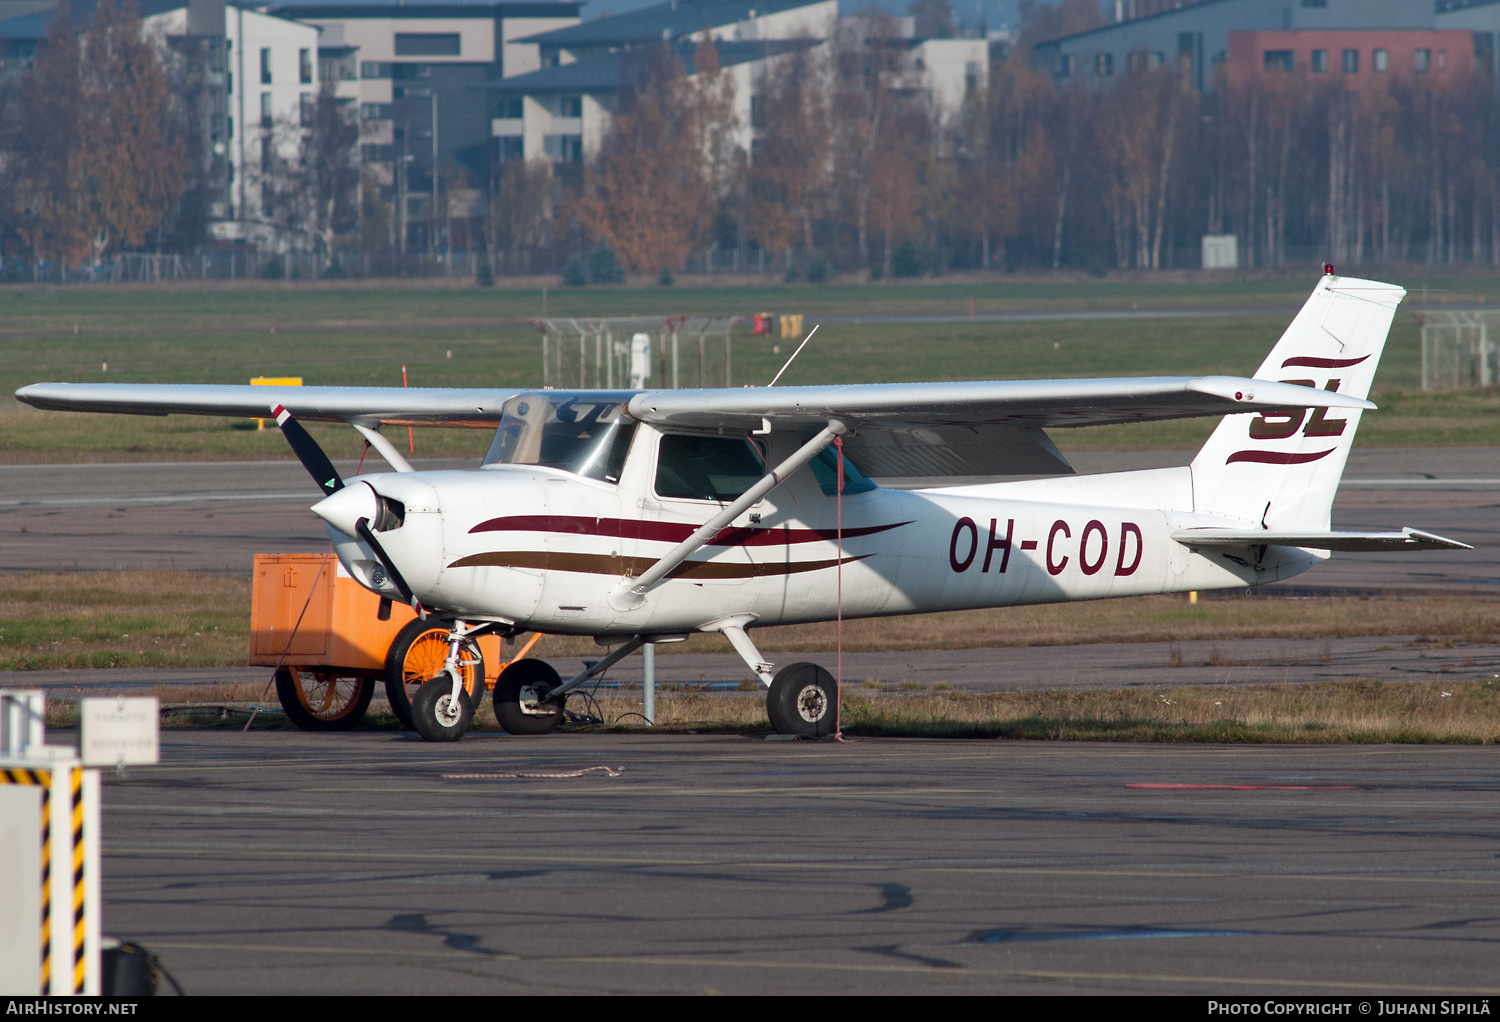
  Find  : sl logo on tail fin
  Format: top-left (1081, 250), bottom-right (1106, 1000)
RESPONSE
top-left (1247, 379), bottom-right (1349, 441)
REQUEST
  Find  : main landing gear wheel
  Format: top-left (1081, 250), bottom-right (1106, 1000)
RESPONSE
top-left (410, 674), bottom-right (475, 742)
top-left (767, 662), bottom-right (840, 738)
top-left (383, 619), bottom-right (483, 729)
top-left (274, 666), bottom-right (375, 731)
top-left (492, 659), bottom-right (566, 735)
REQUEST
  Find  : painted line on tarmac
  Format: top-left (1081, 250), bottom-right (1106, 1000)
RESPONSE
top-left (74, 940), bottom-right (1500, 993)
top-left (0, 459), bottom-right (453, 471)
top-left (816, 307), bottom-right (1300, 325)
top-left (1126, 783), bottom-right (1360, 791)
top-left (1341, 478), bottom-right (1500, 486)
top-left (998, 968), bottom-right (1500, 996)
top-left (0, 492), bottom-right (313, 508)
top-left (103, 843), bottom-right (1500, 886)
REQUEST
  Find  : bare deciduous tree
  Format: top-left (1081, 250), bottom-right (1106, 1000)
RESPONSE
top-left (79, 0), bottom-right (186, 266)
top-left (575, 40), bottom-right (731, 276)
top-left (745, 43), bottom-right (828, 264)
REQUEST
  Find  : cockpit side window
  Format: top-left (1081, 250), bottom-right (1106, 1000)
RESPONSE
top-left (483, 393), bottom-right (637, 484)
top-left (655, 434), bottom-right (765, 502)
top-left (808, 447), bottom-right (878, 495)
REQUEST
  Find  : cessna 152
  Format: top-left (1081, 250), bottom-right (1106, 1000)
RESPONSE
top-left (15, 272), bottom-right (1469, 741)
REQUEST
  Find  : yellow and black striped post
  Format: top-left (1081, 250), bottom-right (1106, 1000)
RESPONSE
top-left (70, 765), bottom-right (85, 993)
top-left (1, 760), bottom-right (97, 995)
top-left (2, 766), bottom-right (50, 992)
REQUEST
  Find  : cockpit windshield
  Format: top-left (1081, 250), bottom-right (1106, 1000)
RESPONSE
top-left (482, 392), bottom-right (637, 483)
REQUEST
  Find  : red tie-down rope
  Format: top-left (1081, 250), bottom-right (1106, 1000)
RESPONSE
top-left (402, 364), bottom-right (415, 453)
top-left (834, 436), bottom-right (852, 742)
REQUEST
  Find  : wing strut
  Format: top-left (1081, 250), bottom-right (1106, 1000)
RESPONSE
top-left (350, 423), bottom-right (414, 473)
top-left (608, 420), bottom-right (847, 611)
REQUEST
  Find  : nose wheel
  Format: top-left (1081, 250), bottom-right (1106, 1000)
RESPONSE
top-left (383, 618), bottom-right (484, 730)
top-left (410, 672), bottom-right (475, 742)
top-left (767, 662), bottom-right (839, 738)
top-left (403, 619), bottom-right (495, 742)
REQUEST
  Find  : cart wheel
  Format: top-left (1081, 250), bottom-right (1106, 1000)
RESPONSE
top-left (411, 674), bottom-right (475, 742)
top-left (274, 667), bottom-right (375, 732)
top-left (383, 619), bottom-right (483, 729)
top-left (492, 659), bottom-right (565, 735)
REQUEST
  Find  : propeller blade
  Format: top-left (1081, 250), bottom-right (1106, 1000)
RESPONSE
top-left (273, 404), bottom-right (344, 497)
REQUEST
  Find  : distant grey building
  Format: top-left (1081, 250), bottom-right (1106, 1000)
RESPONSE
top-left (0, 0), bottom-right (309, 246)
top-left (266, 0), bottom-right (582, 240)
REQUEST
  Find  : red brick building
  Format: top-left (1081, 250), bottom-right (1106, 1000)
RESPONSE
top-left (1227, 29), bottom-right (1477, 91)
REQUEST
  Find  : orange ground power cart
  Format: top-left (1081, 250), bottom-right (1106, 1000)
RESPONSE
top-left (249, 553), bottom-right (534, 731)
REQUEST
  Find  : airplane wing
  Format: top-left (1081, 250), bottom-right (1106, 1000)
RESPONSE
top-left (626, 377), bottom-right (1375, 478)
top-left (16, 375), bottom-right (1373, 478)
top-left (14, 383), bottom-right (519, 429)
top-left (1171, 527), bottom-right (1472, 552)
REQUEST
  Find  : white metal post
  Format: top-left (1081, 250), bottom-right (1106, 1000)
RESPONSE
top-left (1, 691), bottom-right (46, 757)
top-left (643, 642), bottom-right (655, 725)
top-left (0, 785), bottom-right (41, 995)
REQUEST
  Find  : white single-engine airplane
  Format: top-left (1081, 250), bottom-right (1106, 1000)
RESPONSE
top-left (16, 272), bottom-right (1470, 741)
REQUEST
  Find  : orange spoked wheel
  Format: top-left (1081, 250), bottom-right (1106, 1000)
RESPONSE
top-left (383, 619), bottom-right (484, 730)
top-left (274, 666), bottom-right (375, 731)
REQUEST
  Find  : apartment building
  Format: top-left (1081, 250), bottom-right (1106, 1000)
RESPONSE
top-left (0, 0), bottom-right (315, 244)
top-left (489, 0), bottom-right (985, 170)
top-left (267, 0), bottom-right (581, 235)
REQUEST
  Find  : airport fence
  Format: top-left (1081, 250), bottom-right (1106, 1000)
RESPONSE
top-left (1419, 311), bottom-right (1500, 390)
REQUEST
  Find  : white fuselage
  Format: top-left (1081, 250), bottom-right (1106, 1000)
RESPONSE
top-left (320, 426), bottom-right (1320, 638)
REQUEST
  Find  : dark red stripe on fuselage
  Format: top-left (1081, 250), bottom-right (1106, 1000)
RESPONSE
top-left (448, 550), bottom-right (871, 579)
top-left (1225, 448), bottom-right (1336, 465)
top-left (469, 515), bottom-right (912, 547)
top-left (1280, 355), bottom-right (1369, 369)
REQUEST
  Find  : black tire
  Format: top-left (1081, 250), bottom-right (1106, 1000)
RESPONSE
top-left (274, 667), bottom-right (374, 731)
top-left (410, 674), bottom-right (475, 742)
top-left (492, 659), bottom-right (566, 735)
top-left (764, 676), bottom-right (788, 733)
top-left (383, 619), bottom-right (483, 729)
top-left (767, 662), bottom-right (839, 738)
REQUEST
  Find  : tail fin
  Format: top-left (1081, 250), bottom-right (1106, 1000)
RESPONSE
top-left (1191, 273), bottom-right (1406, 531)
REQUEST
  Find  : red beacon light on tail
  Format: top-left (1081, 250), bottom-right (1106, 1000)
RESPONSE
top-left (1324, 263), bottom-right (1336, 275)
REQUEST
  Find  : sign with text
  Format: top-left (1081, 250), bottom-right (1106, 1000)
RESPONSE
top-left (80, 697), bottom-right (159, 767)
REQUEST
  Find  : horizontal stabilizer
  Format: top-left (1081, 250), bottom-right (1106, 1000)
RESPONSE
top-left (1171, 527), bottom-right (1472, 552)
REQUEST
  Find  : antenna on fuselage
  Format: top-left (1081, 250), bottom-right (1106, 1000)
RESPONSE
top-left (767, 324), bottom-right (819, 387)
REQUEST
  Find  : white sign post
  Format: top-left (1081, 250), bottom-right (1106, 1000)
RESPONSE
top-left (80, 697), bottom-right (160, 772)
top-left (629, 332), bottom-right (652, 389)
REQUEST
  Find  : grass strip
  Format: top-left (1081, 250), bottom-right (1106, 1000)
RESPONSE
top-left (41, 679), bottom-right (1500, 744)
top-left (2, 572), bottom-right (1497, 671)
top-left (0, 571), bottom-right (247, 670)
top-left (8, 296), bottom-right (1499, 460)
top-left (575, 679), bottom-right (1500, 742)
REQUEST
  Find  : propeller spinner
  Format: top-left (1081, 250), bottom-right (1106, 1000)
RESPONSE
top-left (271, 403), bottom-right (419, 609)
